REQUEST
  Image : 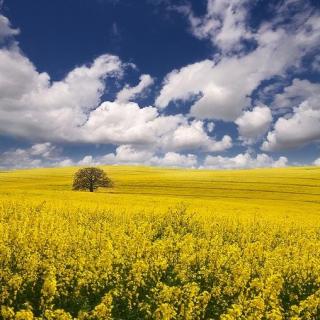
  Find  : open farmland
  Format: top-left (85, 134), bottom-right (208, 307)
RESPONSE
top-left (0, 166), bottom-right (320, 319)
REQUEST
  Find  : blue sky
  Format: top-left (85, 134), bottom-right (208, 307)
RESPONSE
top-left (0, 0), bottom-right (320, 169)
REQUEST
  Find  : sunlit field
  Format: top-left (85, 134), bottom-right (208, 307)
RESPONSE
top-left (1, 166), bottom-right (320, 319)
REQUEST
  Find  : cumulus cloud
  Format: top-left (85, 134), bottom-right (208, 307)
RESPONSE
top-left (81, 101), bottom-right (166, 145)
top-left (1, 143), bottom-right (291, 170)
top-left (77, 155), bottom-right (96, 166)
top-left (0, 143), bottom-right (157, 169)
top-left (262, 106), bottom-right (320, 151)
top-left (206, 122), bottom-right (215, 132)
top-left (272, 79), bottom-right (320, 110)
top-left (155, 59), bottom-right (214, 109)
top-left (178, 0), bottom-right (252, 53)
top-left (0, 54), bottom-right (228, 151)
top-left (29, 142), bottom-right (58, 158)
top-left (0, 14), bottom-right (19, 41)
top-left (116, 74), bottom-right (154, 103)
top-left (0, 14), bottom-right (229, 157)
top-left (314, 157), bottom-right (320, 166)
top-left (235, 106), bottom-right (272, 144)
top-left (100, 145), bottom-right (155, 165)
top-left (151, 152), bottom-right (197, 168)
top-left (1, 8), bottom-right (319, 168)
top-left (0, 48), bottom-right (123, 140)
top-left (77, 146), bottom-right (198, 168)
top-left (81, 102), bottom-right (231, 152)
top-left (57, 159), bottom-right (74, 167)
top-left (0, 143), bottom-right (67, 169)
top-left (18, 142), bottom-right (194, 169)
top-left (161, 120), bottom-right (232, 152)
top-left (262, 80), bottom-right (320, 151)
top-left (10, 141), bottom-right (195, 169)
top-left (204, 152), bottom-right (288, 169)
top-left (156, 1), bottom-right (320, 121)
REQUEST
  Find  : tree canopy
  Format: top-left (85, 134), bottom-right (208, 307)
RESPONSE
top-left (72, 167), bottom-right (113, 192)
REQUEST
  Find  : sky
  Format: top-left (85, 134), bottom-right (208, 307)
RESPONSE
top-left (0, 0), bottom-right (320, 169)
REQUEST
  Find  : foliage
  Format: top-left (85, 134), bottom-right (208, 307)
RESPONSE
top-left (72, 167), bottom-right (112, 192)
top-left (0, 166), bottom-right (320, 318)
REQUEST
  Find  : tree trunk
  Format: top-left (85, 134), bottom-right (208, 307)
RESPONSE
top-left (89, 185), bottom-right (94, 192)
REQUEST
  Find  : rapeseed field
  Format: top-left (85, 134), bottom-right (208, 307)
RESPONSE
top-left (0, 166), bottom-right (320, 319)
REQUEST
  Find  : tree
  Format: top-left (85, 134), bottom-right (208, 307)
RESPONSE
top-left (72, 167), bottom-right (113, 192)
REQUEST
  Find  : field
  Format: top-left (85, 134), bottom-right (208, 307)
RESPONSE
top-left (0, 166), bottom-right (320, 319)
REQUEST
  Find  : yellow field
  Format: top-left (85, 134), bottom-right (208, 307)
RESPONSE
top-left (0, 166), bottom-right (320, 319)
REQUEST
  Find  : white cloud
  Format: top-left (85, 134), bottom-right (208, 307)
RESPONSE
top-left (262, 79), bottom-right (320, 151)
top-left (0, 15), bottom-right (228, 156)
top-left (0, 14), bottom-right (19, 41)
top-left (116, 74), bottom-right (154, 103)
top-left (161, 120), bottom-right (232, 152)
top-left (272, 79), bottom-right (320, 110)
top-left (0, 52), bottom-right (227, 152)
top-left (204, 152), bottom-right (288, 169)
top-left (155, 59), bottom-right (215, 109)
top-left (102, 145), bottom-right (155, 164)
top-left (156, 2), bottom-right (320, 121)
top-left (29, 142), bottom-right (58, 158)
top-left (314, 158), bottom-right (320, 166)
top-left (262, 105), bottom-right (320, 151)
top-left (80, 101), bottom-right (175, 145)
top-left (151, 152), bottom-right (198, 168)
top-left (57, 159), bottom-right (74, 167)
top-left (0, 47), bottom-right (123, 140)
top-left (207, 122), bottom-right (215, 132)
top-left (78, 155), bottom-right (95, 166)
top-left (0, 142), bottom-right (198, 169)
top-left (77, 146), bottom-right (198, 168)
top-left (235, 106), bottom-right (272, 144)
top-left (0, 143), bottom-right (67, 169)
top-left (0, 143), bottom-right (288, 170)
top-left (179, 0), bottom-right (252, 53)
top-left (0, 48), bottom-right (49, 100)
top-left (1, 9), bottom-right (320, 167)
top-left (80, 101), bottom-right (231, 152)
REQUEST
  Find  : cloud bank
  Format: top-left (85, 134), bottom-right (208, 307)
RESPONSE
top-left (1, 0), bottom-right (320, 169)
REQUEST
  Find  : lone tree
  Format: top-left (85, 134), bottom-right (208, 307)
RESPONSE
top-left (72, 167), bottom-right (113, 192)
